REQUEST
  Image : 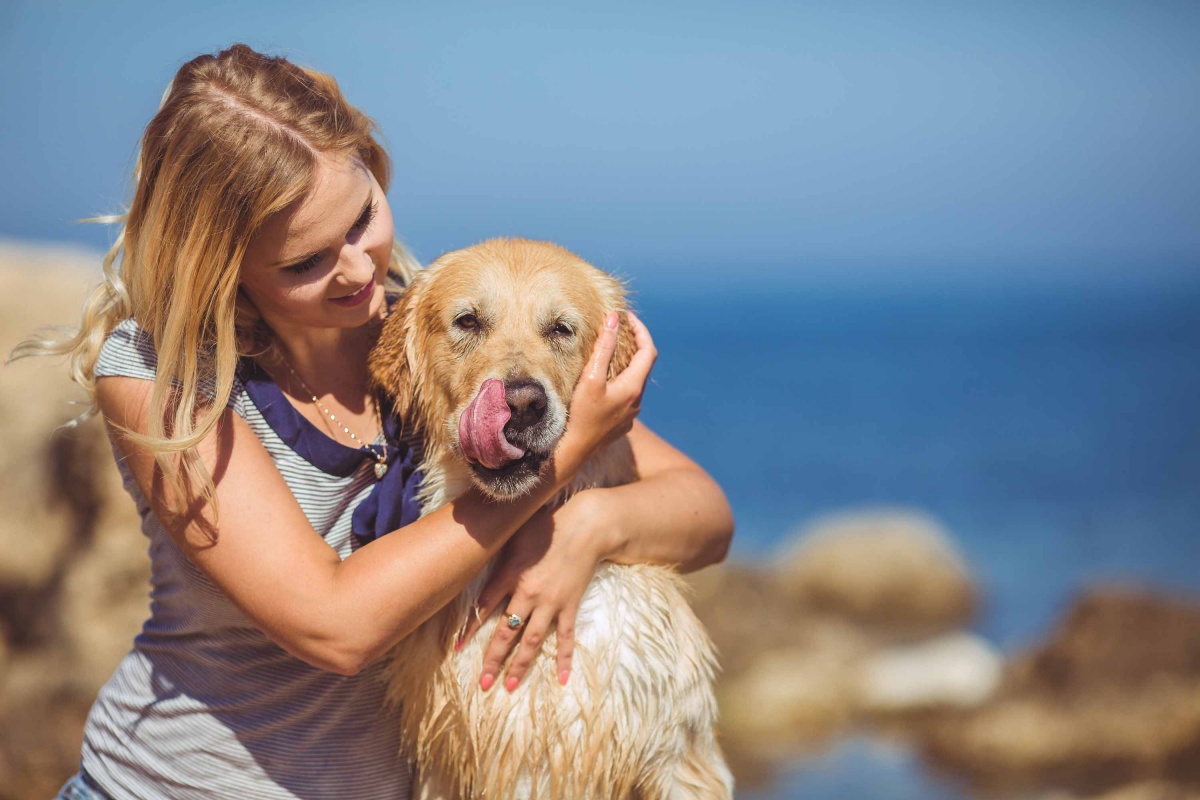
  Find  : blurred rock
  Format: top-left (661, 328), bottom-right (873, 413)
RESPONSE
top-left (1011, 585), bottom-right (1200, 695)
top-left (1030, 782), bottom-right (1200, 800)
top-left (687, 510), bottom-right (988, 790)
top-left (704, 619), bottom-right (874, 790)
top-left (688, 562), bottom-right (823, 679)
top-left (687, 562), bottom-right (872, 785)
top-left (774, 509), bottom-right (977, 631)
top-left (855, 632), bottom-right (1002, 713)
top-left (0, 241), bottom-right (150, 800)
top-left (1088, 782), bottom-right (1200, 800)
top-left (719, 648), bottom-right (849, 757)
top-left (918, 586), bottom-right (1200, 797)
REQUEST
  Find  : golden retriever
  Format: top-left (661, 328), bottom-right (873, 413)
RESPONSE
top-left (369, 239), bottom-right (731, 799)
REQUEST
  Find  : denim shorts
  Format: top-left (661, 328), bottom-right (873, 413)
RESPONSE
top-left (55, 770), bottom-right (115, 800)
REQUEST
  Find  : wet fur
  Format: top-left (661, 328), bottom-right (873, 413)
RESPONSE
top-left (370, 239), bottom-right (732, 799)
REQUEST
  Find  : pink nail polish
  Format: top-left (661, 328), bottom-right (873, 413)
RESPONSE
top-left (605, 312), bottom-right (618, 329)
top-left (559, 669), bottom-right (570, 686)
top-left (480, 673), bottom-right (495, 692)
top-left (505, 676), bottom-right (519, 692)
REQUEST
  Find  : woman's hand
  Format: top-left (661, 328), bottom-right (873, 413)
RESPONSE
top-left (459, 492), bottom-right (605, 691)
top-left (459, 311), bottom-right (657, 691)
top-left (552, 311), bottom-right (656, 480)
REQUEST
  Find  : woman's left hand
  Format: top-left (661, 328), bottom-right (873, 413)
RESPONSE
top-left (459, 491), bottom-right (605, 692)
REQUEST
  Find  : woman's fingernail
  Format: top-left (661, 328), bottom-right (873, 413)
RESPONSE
top-left (605, 312), bottom-right (618, 329)
top-left (559, 669), bottom-right (570, 686)
top-left (505, 676), bottom-right (520, 692)
top-left (480, 673), bottom-right (495, 692)
top-left (454, 637), bottom-right (464, 652)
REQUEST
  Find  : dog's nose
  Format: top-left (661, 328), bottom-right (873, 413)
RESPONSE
top-left (505, 379), bottom-right (548, 432)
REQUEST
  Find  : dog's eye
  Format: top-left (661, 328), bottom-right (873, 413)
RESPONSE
top-left (454, 313), bottom-right (479, 331)
top-left (549, 321), bottom-right (574, 338)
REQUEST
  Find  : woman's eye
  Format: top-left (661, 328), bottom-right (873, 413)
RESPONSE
top-left (454, 313), bottom-right (479, 331)
top-left (351, 200), bottom-right (379, 233)
top-left (287, 253), bottom-right (323, 275)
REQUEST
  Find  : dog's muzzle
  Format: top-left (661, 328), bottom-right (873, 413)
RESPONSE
top-left (459, 379), bottom-right (526, 469)
top-left (503, 379), bottom-right (548, 434)
top-left (458, 377), bottom-right (566, 498)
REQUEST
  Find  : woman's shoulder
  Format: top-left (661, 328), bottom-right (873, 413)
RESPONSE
top-left (95, 317), bottom-right (157, 382)
top-left (95, 317), bottom-right (248, 417)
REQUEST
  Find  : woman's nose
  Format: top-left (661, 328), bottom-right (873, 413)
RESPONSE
top-left (335, 241), bottom-right (376, 285)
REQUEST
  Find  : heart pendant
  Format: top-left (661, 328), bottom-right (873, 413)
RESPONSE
top-left (374, 462), bottom-right (388, 480)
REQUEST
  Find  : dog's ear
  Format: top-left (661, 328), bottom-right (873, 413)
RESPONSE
top-left (370, 271), bottom-right (454, 448)
top-left (608, 310), bottom-right (639, 381)
top-left (596, 271), bottom-right (638, 381)
top-left (369, 281), bottom-right (420, 422)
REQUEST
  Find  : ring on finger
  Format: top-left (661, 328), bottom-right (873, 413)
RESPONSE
top-left (505, 612), bottom-right (525, 630)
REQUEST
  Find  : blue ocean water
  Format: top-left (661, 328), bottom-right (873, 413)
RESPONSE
top-left (635, 274), bottom-right (1200, 653)
top-left (736, 737), bottom-right (968, 800)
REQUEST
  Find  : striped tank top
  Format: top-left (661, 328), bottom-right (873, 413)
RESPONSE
top-left (81, 318), bottom-right (412, 800)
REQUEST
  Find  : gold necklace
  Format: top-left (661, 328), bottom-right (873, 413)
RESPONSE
top-left (278, 357), bottom-right (389, 479)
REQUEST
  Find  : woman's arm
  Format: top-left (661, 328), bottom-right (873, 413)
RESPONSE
top-left (95, 312), bottom-right (650, 677)
top-left (468, 419), bottom-right (733, 690)
top-left (581, 419), bottom-right (734, 572)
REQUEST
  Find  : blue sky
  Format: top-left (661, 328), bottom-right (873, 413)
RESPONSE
top-left (1, 1), bottom-right (1198, 285)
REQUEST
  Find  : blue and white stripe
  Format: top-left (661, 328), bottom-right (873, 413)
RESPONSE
top-left (81, 318), bottom-right (411, 800)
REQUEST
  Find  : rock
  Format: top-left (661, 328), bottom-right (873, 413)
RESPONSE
top-left (1010, 584), bottom-right (1200, 696)
top-left (687, 562), bottom-right (886, 786)
top-left (687, 518), bottom-right (986, 790)
top-left (0, 242), bottom-right (151, 799)
top-left (720, 645), bottom-right (857, 753)
top-left (917, 586), bottom-right (1200, 797)
top-left (774, 509), bottom-right (977, 631)
top-left (855, 632), bottom-right (1003, 713)
top-left (687, 563), bottom-right (823, 679)
top-left (1089, 781), bottom-right (1200, 800)
top-left (716, 618), bottom-right (873, 784)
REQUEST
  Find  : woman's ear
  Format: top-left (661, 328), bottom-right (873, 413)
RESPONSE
top-left (607, 309), bottom-right (639, 381)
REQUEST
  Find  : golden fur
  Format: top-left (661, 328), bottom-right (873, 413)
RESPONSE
top-left (370, 239), bottom-right (732, 799)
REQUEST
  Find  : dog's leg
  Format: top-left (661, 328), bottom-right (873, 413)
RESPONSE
top-left (650, 735), bottom-right (733, 800)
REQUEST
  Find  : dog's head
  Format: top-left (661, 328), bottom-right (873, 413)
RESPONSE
top-left (370, 238), bottom-right (636, 499)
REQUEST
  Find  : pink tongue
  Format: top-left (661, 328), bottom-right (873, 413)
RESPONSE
top-left (459, 379), bottom-right (526, 469)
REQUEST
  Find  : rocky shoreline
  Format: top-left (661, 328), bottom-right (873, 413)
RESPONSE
top-left (687, 513), bottom-right (1200, 800)
top-left (2, 241), bottom-right (1198, 800)
top-left (0, 243), bottom-right (151, 800)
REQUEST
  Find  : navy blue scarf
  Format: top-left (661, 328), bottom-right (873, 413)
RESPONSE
top-left (238, 358), bottom-right (423, 545)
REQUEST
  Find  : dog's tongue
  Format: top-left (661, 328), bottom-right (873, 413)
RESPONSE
top-left (459, 379), bottom-right (526, 469)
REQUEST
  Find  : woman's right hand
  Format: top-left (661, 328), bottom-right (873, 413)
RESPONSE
top-left (553, 310), bottom-right (656, 479)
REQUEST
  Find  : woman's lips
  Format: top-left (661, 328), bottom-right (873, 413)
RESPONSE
top-left (328, 278), bottom-right (375, 308)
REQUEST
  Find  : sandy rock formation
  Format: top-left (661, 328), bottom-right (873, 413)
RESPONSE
top-left (0, 241), bottom-right (150, 800)
top-left (687, 510), bottom-right (990, 788)
top-left (774, 509), bottom-right (977, 631)
top-left (918, 586), bottom-right (1200, 798)
top-left (686, 562), bottom-right (875, 783)
top-left (1088, 782), bottom-right (1200, 800)
top-left (855, 632), bottom-right (1003, 713)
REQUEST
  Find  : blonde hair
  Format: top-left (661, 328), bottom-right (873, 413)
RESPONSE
top-left (13, 43), bottom-right (419, 516)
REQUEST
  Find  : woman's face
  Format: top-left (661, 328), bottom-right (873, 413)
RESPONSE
top-left (240, 152), bottom-right (395, 337)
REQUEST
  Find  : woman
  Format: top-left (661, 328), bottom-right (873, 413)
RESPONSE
top-left (24, 44), bottom-right (732, 800)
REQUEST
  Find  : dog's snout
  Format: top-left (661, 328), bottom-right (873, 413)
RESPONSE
top-left (505, 379), bottom-right (548, 431)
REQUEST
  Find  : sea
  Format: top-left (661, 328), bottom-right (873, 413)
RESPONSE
top-left (631, 269), bottom-right (1200, 799)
